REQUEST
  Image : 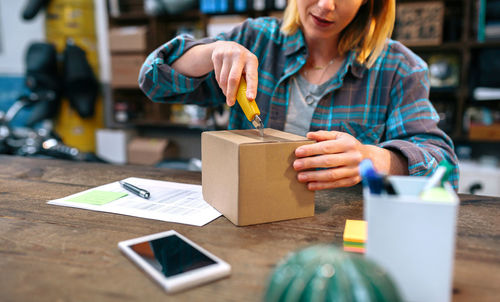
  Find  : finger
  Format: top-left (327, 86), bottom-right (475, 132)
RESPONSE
top-left (306, 176), bottom-right (362, 191)
top-left (212, 51), bottom-right (223, 86)
top-left (244, 56), bottom-right (259, 100)
top-left (293, 152), bottom-right (362, 171)
top-left (226, 64), bottom-right (245, 107)
top-left (297, 166), bottom-right (359, 183)
top-left (295, 139), bottom-right (345, 158)
top-left (219, 59), bottom-right (231, 97)
top-left (306, 130), bottom-right (341, 142)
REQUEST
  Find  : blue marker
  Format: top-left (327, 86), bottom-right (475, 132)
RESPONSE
top-left (359, 159), bottom-right (397, 195)
top-left (359, 159), bottom-right (384, 194)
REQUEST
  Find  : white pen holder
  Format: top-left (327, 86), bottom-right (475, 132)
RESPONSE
top-left (363, 176), bottom-right (459, 302)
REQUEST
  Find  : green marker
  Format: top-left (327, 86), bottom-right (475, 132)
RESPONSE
top-left (421, 160), bottom-right (453, 192)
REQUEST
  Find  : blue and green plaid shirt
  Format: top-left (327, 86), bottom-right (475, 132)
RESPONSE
top-left (139, 17), bottom-right (459, 188)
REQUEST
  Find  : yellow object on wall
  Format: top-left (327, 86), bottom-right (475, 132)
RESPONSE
top-left (55, 97), bottom-right (104, 152)
top-left (46, 4), bottom-right (96, 38)
top-left (45, 0), bottom-right (103, 152)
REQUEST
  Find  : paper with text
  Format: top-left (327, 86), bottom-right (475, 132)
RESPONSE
top-left (47, 177), bottom-right (221, 226)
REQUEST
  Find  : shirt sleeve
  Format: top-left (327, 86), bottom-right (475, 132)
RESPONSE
top-left (379, 65), bottom-right (459, 189)
top-left (138, 35), bottom-right (224, 106)
top-left (138, 18), bottom-right (264, 108)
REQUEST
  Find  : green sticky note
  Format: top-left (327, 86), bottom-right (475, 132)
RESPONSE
top-left (420, 187), bottom-right (454, 202)
top-left (67, 190), bottom-right (128, 205)
top-left (343, 241), bottom-right (365, 248)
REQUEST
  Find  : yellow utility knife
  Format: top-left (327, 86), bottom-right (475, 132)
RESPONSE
top-left (236, 77), bottom-right (264, 137)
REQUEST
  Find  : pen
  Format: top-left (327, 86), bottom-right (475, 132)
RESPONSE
top-left (421, 160), bottom-right (453, 193)
top-left (119, 180), bottom-right (150, 199)
top-left (359, 159), bottom-right (383, 194)
top-left (359, 159), bottom-right (397, 195)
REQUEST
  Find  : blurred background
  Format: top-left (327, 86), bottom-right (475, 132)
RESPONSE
top-left (0, 0), bottom-right (498, 196)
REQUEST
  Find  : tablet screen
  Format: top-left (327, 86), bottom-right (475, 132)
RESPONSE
top-left (130, 234), bottom-right (217, 277)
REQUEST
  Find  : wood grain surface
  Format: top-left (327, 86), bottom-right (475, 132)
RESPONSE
top-left (0, 155), bottom-right (498, 302)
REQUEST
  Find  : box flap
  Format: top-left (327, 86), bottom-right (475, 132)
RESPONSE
top-left (204, 128), bottom-right (310, 145)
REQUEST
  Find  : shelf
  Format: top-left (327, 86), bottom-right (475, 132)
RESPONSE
top-left (430, 87), bottom-right (460, 95)
top-left (467, 99), bottom-right (500, 110)
top-left (408, 41), bottom-right (500, 52)
top-left (151, 10), bottom-right (204, 22)
top-left (403, 40), bottom-right (500, 53)
top-left (469, 40), bottom-right (500, 48)
top-left (110, 10), bottom-right (203, 23)
top-left (121, 118), bottom-right (215, 131)
top-left (105, 0), bottom-right (499, 151)
top-left (110, 12), bottom-right (149, 22)
top-left (410, 42), bottom-right (466, 52)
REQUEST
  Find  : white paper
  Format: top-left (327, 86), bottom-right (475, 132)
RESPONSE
top-left (47, 177), bottom-right (221, 226)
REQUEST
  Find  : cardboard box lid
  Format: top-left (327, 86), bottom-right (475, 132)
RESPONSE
top-left (204, 128), bottom-right (310, 145)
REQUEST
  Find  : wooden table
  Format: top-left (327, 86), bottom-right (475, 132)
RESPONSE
top-left (1, 155), bottom-right (499, 301)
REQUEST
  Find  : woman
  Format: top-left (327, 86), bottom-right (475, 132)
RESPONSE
top-left (139, 0), bottom-right (459, 190)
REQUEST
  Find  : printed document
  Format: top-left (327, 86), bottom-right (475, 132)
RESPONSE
top-left (47, 177), bottom-right (221, 226)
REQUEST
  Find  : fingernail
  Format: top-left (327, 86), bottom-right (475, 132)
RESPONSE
top-left (296, 147), bottom-right (305, 156)
top-left (298, 173), bottom-right (307, 181)
top-left (294, 161), bottom-right (303, 170)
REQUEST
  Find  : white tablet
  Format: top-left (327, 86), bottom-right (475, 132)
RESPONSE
top-left (118, 230), bottom-right (231, 293)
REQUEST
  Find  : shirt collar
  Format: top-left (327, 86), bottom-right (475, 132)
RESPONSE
top-left (283, 28), bottom-right (366, 79)
top-left (283, 28), bottom-right (307, 57)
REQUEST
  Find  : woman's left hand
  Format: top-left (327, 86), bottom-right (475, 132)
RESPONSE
top-left (293, 130), bottom-right (365, 190)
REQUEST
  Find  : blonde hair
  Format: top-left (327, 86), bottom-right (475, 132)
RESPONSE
top-left (281, 0), bottom-right (395, 67)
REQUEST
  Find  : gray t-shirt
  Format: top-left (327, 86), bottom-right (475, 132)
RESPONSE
top-left (284, 74), bottom-right (332, 137)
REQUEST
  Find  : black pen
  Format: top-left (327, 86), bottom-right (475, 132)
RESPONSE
top-left (119, 181), bottom-right (150, 199)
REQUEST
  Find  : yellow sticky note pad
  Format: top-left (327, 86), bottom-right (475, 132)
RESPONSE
top-left (67, 190), bottom-right (128, 205)
top-left (343, 219), bottom-right (367, 243)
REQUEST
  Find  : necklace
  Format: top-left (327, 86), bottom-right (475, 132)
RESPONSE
top-left (312, 59), bottom-right (335, 70)
top-left (293, 75), bottom-right (317, 105)
top-left (303, 59), bottom-right (334, 84)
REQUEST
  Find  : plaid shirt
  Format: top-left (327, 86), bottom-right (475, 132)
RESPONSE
top-left (139, 17), bottom-right (459, 188)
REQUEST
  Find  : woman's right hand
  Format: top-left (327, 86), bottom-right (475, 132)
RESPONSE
top-left (210, 41), bottom-right (259, 106)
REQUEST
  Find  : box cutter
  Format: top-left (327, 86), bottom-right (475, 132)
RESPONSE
top-left (236, 78), bottom-right (264, 137)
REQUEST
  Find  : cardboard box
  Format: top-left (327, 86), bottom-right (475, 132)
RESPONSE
top-left (128, 137), bottom-right (178, 165)
top-left (394, 1), bottom-right (444, 46)
top-left (364, 176), bottom-right (459, 302)
top-left (202, 129), bottom-right (315, 226)
top-left (469, 123), bottom-right (500, 141)
top-left (109, 26), bottom-right (148, 53)
top-left (111, 54), bottom-right (146, 88)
